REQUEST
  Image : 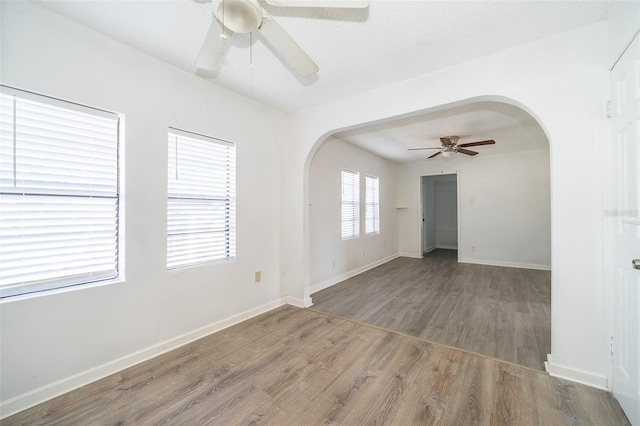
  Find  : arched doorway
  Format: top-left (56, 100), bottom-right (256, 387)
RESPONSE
top-left (282, 28), bottom-right (609, 388)
top-left (304, 98), bottom-right (551, 370)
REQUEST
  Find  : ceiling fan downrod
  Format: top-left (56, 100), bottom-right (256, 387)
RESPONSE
top-left (220, 0), bottom-right (228, 39)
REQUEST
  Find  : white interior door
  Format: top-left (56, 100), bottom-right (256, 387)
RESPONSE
top-left (609, 32), bottom-right (640, 426)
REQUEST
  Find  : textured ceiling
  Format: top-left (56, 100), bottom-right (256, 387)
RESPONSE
top-left (31, 0), bottom-right (601, 163)
top-left (36, 0), bottom-right (612, 114)
top-left (332, 101), bottom-right (549, 162)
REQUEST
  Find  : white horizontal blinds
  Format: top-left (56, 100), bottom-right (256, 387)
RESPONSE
top-left (167, 128), bottom-right (236, 269)
top-left (341, 169), bottom-right (359, 240)
top-left (365, 175), bottom-right (379, 235)
top-left (0, 87), bottom-right (120, 298)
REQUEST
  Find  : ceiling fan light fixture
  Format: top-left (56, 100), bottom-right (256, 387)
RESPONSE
top-left (408, 135), bottom-right (494, 160)
top-left (213, 0), bottom-right (262, 33)
top-left (199, 0), bottom-right (367, 77)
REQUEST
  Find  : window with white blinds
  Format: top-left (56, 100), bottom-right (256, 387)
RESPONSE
top-left (167, 128), bottom-right (235, 269)
top-left (365, 175), bottom-right (379, 235)
top-left (341, 169), bottom-right (359, 240)
top-left (0, 86), bottom-right (120, 298)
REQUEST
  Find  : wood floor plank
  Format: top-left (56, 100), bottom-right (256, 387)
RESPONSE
top-left (3, 305), bottom-right (628, 426)
top-left (312, 249), bottom-right (551, 370)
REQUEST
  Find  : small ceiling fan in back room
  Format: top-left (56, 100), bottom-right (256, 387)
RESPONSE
top-left (408, 136), bottom-right (496, 159)
top-left (196, 0), bottom-right (369, 78)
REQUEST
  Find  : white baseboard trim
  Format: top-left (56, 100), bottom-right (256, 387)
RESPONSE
top-left (284, 296), bottom-right (313, 308)
top-left (459, 258), bottom-right (551, 271)
top-left (398, 252), bottom-right (422, 259)
top-left (310, 254), bottom-right (399, 294)
top-left (544, 354), bottom-right (608, 390)
top-left (0, 297), bottom-right (286, 420)
top-left (423, 246), bottom-right (436, 254)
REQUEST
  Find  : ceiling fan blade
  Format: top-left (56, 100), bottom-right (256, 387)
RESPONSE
top-left (408, 147), bottom-right (442, 151)
top-left (428, 151), bottom-right (442, 159)
top-left (458, 148), bottom-right (479, 156)
top-left (458, 139), bottom-right (496, 148)
top-left (263, 0), bottom-right (369, 8)
top-left (259, 15), bottom-right (319, 78)
top-left (196, 19), bottom-right (231, 70)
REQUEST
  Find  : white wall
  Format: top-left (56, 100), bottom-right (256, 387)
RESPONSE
top-left (283, 21), bottom-right (609, 388)
top-left (309, 137), bottom-right (398, 292)
top-left (435, 180), bottom-right (458, 250)
top-left (401, 149), bottom-right (550, 270)
top-left (422, 176), bottom-right (437, 252)
top-left (436, 179), bottom-right (459, 250)
top-left (607, 1), bottom-right (640, 69)
top-left (0, 2), bottom-right (288, 416)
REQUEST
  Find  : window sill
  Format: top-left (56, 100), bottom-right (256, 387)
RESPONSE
top-left (0, 276), bottom-right (125, 304)
top-left (167, 257), bottom-right (236, 272)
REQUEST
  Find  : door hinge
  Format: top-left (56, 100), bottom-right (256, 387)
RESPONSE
top-left (606, 100), bottom-right (612, 118)
top-left (610, 336), bottom-right (614, 355)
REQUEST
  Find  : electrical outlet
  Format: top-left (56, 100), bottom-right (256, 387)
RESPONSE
top-left (332, 260), bottom-right (335, 268)
top-left (471, 246), bottom-right (476, 252)
top-left (255, 271), bottom-right (261, 282)
top-left (361, 251), bottom-right (365, 257)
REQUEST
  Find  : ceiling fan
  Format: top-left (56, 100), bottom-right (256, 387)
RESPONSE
top-left (408, 136), bottom-right (496, 159)
top-left (196, 0), bottom-right (369, 78)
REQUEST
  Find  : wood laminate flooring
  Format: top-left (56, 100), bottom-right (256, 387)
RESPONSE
top-left (3, 305), bottom-right (628, 425)
top-left (312, 249), bottom-right (551, 371)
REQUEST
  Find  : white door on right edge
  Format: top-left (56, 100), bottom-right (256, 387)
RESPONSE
top-left (610, 32), bottom-right (640, 426)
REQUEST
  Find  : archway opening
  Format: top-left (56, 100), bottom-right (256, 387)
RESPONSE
top-left (304, 97), bottom-right (551, 370)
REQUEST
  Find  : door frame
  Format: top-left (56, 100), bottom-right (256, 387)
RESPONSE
top-left (605, 28), bottom-right (640, 423)
top-left (418, 171), bottom-right (461, 261)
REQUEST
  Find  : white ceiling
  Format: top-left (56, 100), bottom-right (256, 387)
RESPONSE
top-left (332, 101), bottom-right (549, 162)
top-left (36, 0), bottom-right (612, 113)
top-left (33, 0), bottom-right (605, 162)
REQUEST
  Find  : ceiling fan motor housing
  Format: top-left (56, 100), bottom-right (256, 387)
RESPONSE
top-left (212, 0), bottom-right (263, 33)
top-left (443, 135), bottom-right (459, 145)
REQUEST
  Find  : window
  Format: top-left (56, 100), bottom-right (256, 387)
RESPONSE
top-left (0, 86), bottom-right (120, 298)
top-left (365, 175), bottom-right (379, 235)
top-left (167, 128), bottom-right (235, 269)
top-left (341, 169), bottom-right (359, 239)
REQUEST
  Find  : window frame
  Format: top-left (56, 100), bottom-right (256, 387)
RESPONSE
top-left (341, 169), bottom-right (360, 240)
top-left (0, 85), bottom-right (121, 299)
top-left (166, 127), bottom-right (236, 270)
top-left (365, 174), bottom-right (380, 235)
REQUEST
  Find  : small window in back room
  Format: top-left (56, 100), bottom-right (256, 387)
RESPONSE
top-left (365, 175), bottom-right (379, 235)
top-left (167, 128), bottom-right (236, 269)
top-left (341, 169), bottom-right (359, 240)
top-left (0, 85), bottom-right (121, 298)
